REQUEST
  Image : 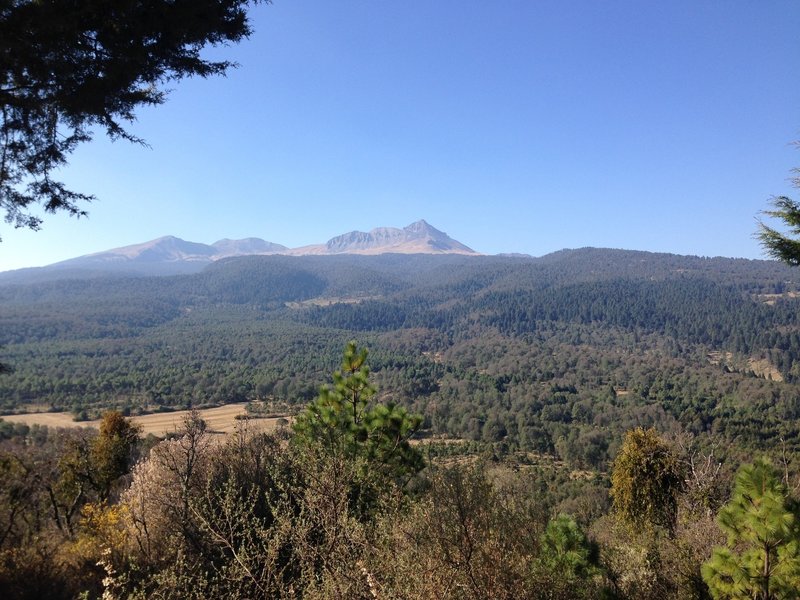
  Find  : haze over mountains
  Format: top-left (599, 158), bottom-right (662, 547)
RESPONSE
top-left (0, 220), bottom-right (478, 282)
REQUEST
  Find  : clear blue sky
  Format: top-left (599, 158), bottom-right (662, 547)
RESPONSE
top-left (2, 0), bottom-right (799, 270)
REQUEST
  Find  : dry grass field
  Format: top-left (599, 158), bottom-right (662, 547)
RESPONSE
top-left (1, 403), bottom-right (289, 437)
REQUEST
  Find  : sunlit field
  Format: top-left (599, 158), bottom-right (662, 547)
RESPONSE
top-left (1, 403), bottom-right (287, 437)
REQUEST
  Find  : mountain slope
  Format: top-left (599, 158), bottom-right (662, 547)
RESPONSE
top-left (57, 236), bottom-right (217, 265)
top-left (0, 221), bottom-right (478, 283)
top-left (291, 220), bottom-right (477, 255)
top-left (212, 238), bottom-right (289, 258)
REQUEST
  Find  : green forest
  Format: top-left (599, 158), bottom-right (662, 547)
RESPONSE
top-left (4, 250), bottom-right (800, 598)
top-left (3, 250), bottom-right (800, 464)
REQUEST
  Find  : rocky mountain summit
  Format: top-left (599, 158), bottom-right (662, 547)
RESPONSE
top-left (293, 220), bottom-right (476, 256)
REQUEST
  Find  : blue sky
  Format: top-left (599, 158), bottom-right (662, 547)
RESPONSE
top-left (2, 0), bottom-right (799, 270)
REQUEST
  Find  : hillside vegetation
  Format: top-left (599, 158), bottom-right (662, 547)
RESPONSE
top-left (3, 344), bottom-right (800, 598)
top-left (2, 250), bottom-right (800, 469)
top-left (1, 247), bottom-right (799, 598)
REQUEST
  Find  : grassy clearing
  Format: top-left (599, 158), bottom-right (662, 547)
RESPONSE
top-left (1, 403), bottom-right (289, 437)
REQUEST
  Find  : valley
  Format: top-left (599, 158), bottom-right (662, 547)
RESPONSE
top-left (3, 248), bottom-right (800, 470)
top-left (4, 247), bottom-right (800, 598)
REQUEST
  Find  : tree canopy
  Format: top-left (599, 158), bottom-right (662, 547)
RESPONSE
top-left (0, 0), bottom-right (265, 237)
top-left (610, 427), bottom-right (683, 534)
top-left (757, 146), bottom-right (800, 265)
top-left (293, 341), bottom-right (424, 489)
top-left (758, 194), bottom-right (800, 267)
top-left (703, 458), bottom-right (800, 600)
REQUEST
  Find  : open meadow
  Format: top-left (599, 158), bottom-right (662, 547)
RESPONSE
top-left (1, 403), bottom-right (287, 437)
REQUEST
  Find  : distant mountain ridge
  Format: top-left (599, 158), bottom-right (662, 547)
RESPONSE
top-left (0, 220), bottom-right (477, 283)
top-left (65, 236), bottom-right (219, 265)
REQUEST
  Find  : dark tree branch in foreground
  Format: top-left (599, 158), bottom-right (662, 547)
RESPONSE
top-left (0, 0), bottom-right (267, 238)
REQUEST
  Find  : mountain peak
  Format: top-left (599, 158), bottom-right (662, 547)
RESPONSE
top-left (403, 219), bottom-right (437, 234)
top-left (73, 236), bottom-right (216, 263)
top-left (318, 220), bottom-right (476, 255)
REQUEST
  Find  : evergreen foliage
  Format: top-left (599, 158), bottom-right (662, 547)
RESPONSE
top-left (294, 341), bottom-right (424, 512)
top-left (4, 252), bottom-right (800, 473)
top-left (536, 514), bottom-right (602, 584)
top-left (757, 150), bottom-right (800, 266)
top-left (539, 514), bottom-right (599, 576)
top-left (758, 196), bottom-right (800, 267)
top-left (702, 458), bottom-right (800, 599)
top-left (1, 0), bottom-right (265, 235)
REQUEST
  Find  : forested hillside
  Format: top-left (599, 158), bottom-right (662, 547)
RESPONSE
top-left (3, 249), bottom-right (800, 470)
top-left (4, 251), bottom-right (800, 598)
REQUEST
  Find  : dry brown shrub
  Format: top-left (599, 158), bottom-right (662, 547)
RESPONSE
top-left (122, 421), bottom-right (212, 565)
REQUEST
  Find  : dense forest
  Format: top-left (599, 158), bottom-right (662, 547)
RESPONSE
top-left (2, 250), bottom-right (800, 469)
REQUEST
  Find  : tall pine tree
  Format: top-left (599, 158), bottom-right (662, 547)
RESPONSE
top-left (293, 342), bottom-right (424, 516)
top-left (702, 458), bottom-right (800, 599)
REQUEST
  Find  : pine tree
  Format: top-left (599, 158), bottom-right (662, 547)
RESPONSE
top-left (758, 195), bottom-right (800, 266)
top-left (537, 514), bottom-right (600, 581)
top-left (293, 342), bottom-right (424, 493)
top-left (702, 458), bottom-right (800, 600)
top-left (757, 146), bottom-right (800, 265)
top-left (293, 341), bottom-right (376, 454)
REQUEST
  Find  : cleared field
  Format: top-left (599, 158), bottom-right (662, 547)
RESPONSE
top-left (1, 403), bottom-right (288, 437)
top-left (1, 412), bottom-right (83, 429)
